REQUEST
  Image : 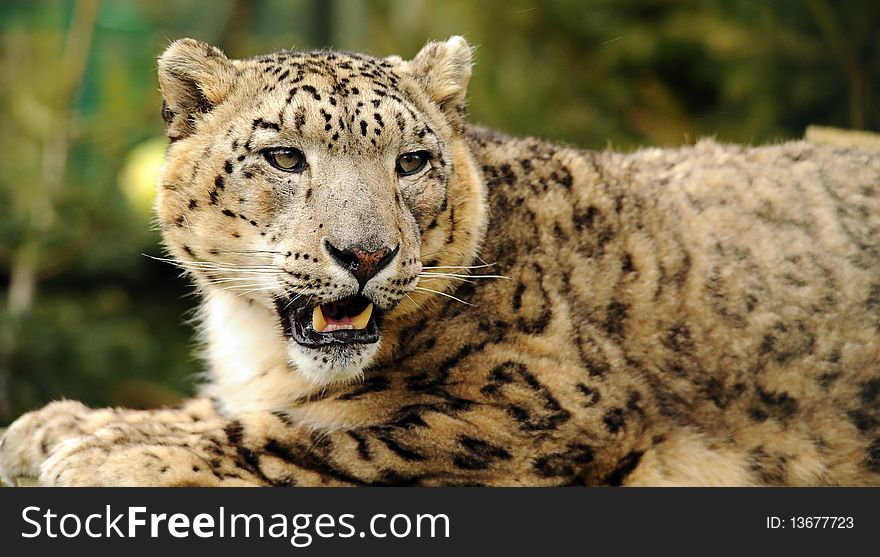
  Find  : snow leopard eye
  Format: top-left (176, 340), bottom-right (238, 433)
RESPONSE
top-left (395, 151), bottom-right (430, 176)
top-left (264, 147), bottom-right (307, 173)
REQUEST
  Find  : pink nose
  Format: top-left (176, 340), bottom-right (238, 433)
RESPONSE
top-left (325, 242), bottom-right (399, 287)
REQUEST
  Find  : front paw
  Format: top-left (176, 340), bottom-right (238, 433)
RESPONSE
top-left (0, 400), bottom-right (96, 485)
top-left (40, 422), bottom-right (262, 487)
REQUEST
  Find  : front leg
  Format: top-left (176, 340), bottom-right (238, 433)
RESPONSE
top-left (40, 397), bottom-right (606, 486)
top-left (41, 416), bottom-right (268, 487)
top-left (0, 398), bottom-right (218, 486)
top-left (1, 400), bottom-right (98, 484)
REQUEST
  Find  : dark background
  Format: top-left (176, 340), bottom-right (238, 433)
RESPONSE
top-left (1, 488), bottom-right (875, 554)
top-left (1, 0), bottom-right (877, 425)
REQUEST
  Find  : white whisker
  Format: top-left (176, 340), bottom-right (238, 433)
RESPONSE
top-left (404, 293), bottom-right (424, 311)
top-left (419, 276), bottom-right (476, 285)
top-left (203, 279), bottom-right (276, 287)
top-left (202, 276), bottom-right (282, 285)
top-left (236, 287), bottom-right (279, 296)
top-left (282, 293), bottom-right (304, 312)
top-left (421, 262), bottom-right (498, 270)
top-left (420, 272), bottom-right (509, 280)
top-left (144, 254), bottom-right (281, 272)
top-left (209, 284), bottom-right (278, 295)
top-left (209, 249), bottom-right (283, 256)
top-left (414, 286), bottom-right (473, 306)
top-left (183, 263), bottom-right (281, 272)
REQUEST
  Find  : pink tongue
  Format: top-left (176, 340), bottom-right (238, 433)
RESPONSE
top-left (325, 301), bottom-right (355, 325)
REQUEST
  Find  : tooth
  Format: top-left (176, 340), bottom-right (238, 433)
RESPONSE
top-left (350, 303), bottom-right (373, 330)
top-left (312, 306), bottom-right (327, 332)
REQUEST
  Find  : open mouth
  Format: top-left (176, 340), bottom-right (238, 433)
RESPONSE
top-left (278, 295), bottom-right (381, 348)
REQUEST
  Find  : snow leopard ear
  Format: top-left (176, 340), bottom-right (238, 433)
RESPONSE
top-left (157, 38), bottom-right (235, 140)
top-left (405, 36), bottom-right (473, 130)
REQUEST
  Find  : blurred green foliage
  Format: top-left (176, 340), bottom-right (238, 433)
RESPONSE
top-left (0, 0), bottom-right (877, 425)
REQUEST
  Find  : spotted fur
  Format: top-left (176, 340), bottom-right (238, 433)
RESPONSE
top-left (1, 37), bottom-right (879, 486)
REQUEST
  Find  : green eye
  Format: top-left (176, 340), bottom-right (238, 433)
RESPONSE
top-left (264, 148), bottom-right (306, 172)
top-left (396, 151), bottom-right (430, 176)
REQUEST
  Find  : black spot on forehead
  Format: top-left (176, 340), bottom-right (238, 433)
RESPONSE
top-left (249, 49), bottom-right (402, 93)
top-left (241, 48), bottom-right (448, 155)
top-left (301, 85), bottom-right (322, 101)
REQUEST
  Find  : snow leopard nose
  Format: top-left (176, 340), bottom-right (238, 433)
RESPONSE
top-left (324, 240), bottom-right (399, 288)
